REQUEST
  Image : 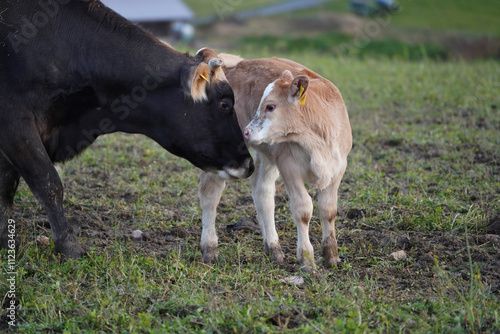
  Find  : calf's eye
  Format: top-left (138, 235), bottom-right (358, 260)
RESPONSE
top-left (265, 104), bottom-right (276, 112)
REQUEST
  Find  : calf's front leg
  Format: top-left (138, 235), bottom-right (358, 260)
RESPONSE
top-left (286, 181), bottom-right (315, 271)
top-left (251, 154), bottom-right (284, 265)
top-left (279, 163), bottom-right (315, 271)
top-left (198, 171), bottom-right (226, 263)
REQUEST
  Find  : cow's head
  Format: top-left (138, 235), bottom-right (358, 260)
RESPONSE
top-left (149, 47), bottom-right (253, 179)
top-left (244, 70), bottom-right (309, 145)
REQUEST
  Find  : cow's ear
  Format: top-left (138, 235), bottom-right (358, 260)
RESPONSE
top-left (288, 75), bottom-right (309, 105)
top-left (189, 62), bottom-right (210, 102)
top-left (195, 47), bottom-right (218, 63)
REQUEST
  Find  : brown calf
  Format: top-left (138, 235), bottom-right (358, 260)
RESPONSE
top-left (199, 54), bottom-right (352, 270)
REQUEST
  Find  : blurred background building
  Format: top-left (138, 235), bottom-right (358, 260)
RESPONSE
top-left (101, 0), bottom-right (195, 42)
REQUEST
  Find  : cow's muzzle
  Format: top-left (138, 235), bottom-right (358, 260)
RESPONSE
top-left (218, 157), bottom-right (254, 180)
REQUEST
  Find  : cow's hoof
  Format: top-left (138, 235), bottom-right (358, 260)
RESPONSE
top-left (54, 235), bottom-right (85, 260)
top-left (201, 244), bottom-right (218, 263)
top-left (264, 242), bottom-right (285, 265)
top-left (322, 235), bottom-right (340, 269)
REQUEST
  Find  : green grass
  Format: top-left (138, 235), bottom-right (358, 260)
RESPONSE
top-left (240, 34), bottom-right (450, 60)
top-left (1, 53), bottom-right (499, 332)
top-left (390, 0), bottom-right (500, 36)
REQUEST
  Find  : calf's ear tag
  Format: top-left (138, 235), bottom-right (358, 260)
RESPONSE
top-left (299, 85), bottom-right (306, 105)
top-left (200, 73), bottom-right (209, 82)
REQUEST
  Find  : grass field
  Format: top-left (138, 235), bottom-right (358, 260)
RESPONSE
top-left (1, 52), bottom-right (499, 332)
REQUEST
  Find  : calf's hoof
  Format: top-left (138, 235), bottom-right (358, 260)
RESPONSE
top-left (323, 255), bottom-right (341, 268)
top-left (201, 244), bottom-right (218, 263)
top-left (322, 235), bottom-right (341, 268)
top-left (54, 235), bottom-right (85, 260)
top-left (264, 242), bottom-right (285, 265)
top-left (298, 250), bottom-right (317, 272)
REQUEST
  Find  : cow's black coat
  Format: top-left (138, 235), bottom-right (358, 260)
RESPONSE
top-left (0, 0), bottom-right (253, 258)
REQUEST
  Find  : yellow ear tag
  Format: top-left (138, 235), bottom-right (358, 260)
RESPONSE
top-left (200, 73), bottom-right (209, 82)
top-left (299, 85), bottom-right (306, 105)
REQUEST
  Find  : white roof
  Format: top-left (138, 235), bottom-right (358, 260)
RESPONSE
top-left (101, 0), bottom-right (194, 22)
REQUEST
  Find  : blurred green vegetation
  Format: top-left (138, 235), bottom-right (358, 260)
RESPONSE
top-left (241, 33), bottom-right (450, 61)
top-left (386, 0), bottom-right (500, 37)
top-left (322, 0), bottom-right (500, 36)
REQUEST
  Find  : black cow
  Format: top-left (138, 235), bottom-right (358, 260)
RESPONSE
top-left (0, 0), bottom-right (253, 259)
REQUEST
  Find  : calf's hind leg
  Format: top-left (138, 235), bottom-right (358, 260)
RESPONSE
top-left (318, 175), bottom-right (343, 268)
top-left (0, 126), bottom-right (84, 259)
top-left (0, 156), bottom-right (20, 249)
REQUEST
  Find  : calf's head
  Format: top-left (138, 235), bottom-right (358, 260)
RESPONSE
top-left (244, 70), bottom-right (309, 145)
top-left (152, 48), bottom-right (253, 179)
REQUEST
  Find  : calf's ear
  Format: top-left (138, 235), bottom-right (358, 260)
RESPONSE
top-left (288, 75), bottom-right (309, 105)
top-left (188, 62), bottom-right (210, 102)
top-left (208, 58), bottom-right (227, 82)
top-left (218, 53), bottom-right (244, 68)
top-left (282, 70), bottom-right (294, 81)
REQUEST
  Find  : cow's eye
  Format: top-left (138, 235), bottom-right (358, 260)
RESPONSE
top-left (265, 104), bottom-right (276, 112)
top-left (219, 99), bottom-right (232, 112)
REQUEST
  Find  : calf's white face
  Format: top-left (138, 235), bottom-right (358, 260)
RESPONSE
top-left (244, 70), bottom-right (309, 145)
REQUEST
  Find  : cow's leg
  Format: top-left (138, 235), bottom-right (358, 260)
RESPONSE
top-left (198, 171), bottom-right (226, 263)
top-left (0, 156), bottom-right (20, 250)
top-left (0, 129), bottom-right (84, 259)
top-left (251, 153), bottom-right (284, 265)
top-left (318, 175), bottom-right (342, 268)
